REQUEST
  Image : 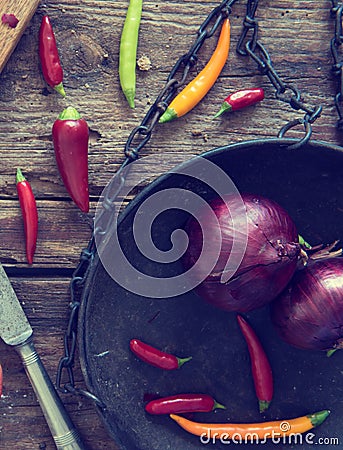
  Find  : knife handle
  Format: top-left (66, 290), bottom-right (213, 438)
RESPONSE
top-left (15, 336), bottom-right (86, 450)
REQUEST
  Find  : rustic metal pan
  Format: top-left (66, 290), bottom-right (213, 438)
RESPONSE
top-left (79, 138), bottom-right (343, 450)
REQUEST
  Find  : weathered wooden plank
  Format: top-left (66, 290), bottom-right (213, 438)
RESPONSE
top-left (0, 200), bottom-right (93, 267)
top-left (0, 1), bottom-right (342, 449)
top-left (0, 0), bottom-right (339, 202)
top-left (0, 0), bottom-right (41, 74)
top-left (0, 278), bottom-right (116, 449)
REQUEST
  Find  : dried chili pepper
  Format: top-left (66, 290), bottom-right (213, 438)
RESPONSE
top-left (213, 87), bottom-right (264, 118)
top-left (119, 0), bottom-right (143, 108)
top-left (159, 18), bottom-right (231, 123)
top-left (129, 339), bottom-right (192, 370)
top-left (16, 169), bottom-right (38, 265)
top-left (237, 314), bottom-right (273, 413)
top-left (170, 410), bottom-right (330, 440)
top-left (52, 106), bottom-right (89, 213)
top-left (39, 15), bottom-right (66, 97)
top-left (145, 393), bottom-right (225, 415)
top-left (2, 14), bottom-right (19, 28)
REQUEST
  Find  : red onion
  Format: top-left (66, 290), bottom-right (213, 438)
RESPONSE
top-left (182, 193), bottom-right (300, 312)
top-left (271, 258), bottom-right (343, 351)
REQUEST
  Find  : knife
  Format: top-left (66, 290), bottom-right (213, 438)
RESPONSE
top-left (0, 263), bottom-right (85, 450)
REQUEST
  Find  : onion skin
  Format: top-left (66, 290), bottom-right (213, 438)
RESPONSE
top-left (182, 194), bottom-right (300, 312)
top-left (271, 258), bottom-right (343, 351)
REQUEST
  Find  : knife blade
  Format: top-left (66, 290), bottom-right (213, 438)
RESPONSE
top-left (0, 263), bottom-right (85, 450)
top-left (0, 264), bottom-right (32, 345)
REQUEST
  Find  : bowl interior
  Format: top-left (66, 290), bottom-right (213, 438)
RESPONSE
top-left (79, 139), bottom-right (343, 450)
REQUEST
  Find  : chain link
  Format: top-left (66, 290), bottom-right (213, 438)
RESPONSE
top-left (57, 0), bottom-right (330, 405)
top-left (330, 0), bottom-right (343, 129)
top-left (237, 0), bottom-right (322, 149)
top-left (56, 239), bottom-right (98, 397)
top-left (56, 0), bottom-right (238, 406)
top-left (123, 0), bottom-right (236, 164)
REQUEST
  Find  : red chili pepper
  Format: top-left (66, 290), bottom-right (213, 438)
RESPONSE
top-left (237, 314), bottom-right (273, 413)
top-left (39, 15), bottom-right (66, 97)
top-left (52, 106), bottom-right (89, 213)
top-left (213, 88), bottom-right (264, 118)
top-left (145, 393), bottom-right (226, 415)
top-left (16, 169), bottom-right (38, 265)
top-left (129, 339), bottom-right (192, 370)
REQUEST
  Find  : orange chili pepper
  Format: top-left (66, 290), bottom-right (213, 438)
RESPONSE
top-left (170, 410), bottom-right (330, 441)
top-left (159, 18), bottom-right (231, 123)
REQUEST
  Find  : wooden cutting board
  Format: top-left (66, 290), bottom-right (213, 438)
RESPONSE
top-left (0, 0), bottom-right (40, 74)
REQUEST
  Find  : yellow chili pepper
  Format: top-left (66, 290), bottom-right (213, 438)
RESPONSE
top-left (170, 410), bottom-right (330, 441)
top-left (159, 18), bottom-right (231, 123)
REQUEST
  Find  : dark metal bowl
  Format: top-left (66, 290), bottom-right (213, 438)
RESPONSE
top-left (79, 138), bottom-right (343, 450)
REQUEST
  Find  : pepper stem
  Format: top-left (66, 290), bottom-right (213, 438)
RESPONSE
top-left (16, 168), bottom-right (26, 184)
top-left (259, 400), bottom-right (271, 413)
top-left (308, 410), bottom-right (330, 427)
top-left (213, 102), bottom-right (232, 119)
top-left (58, 106), bottom-right (81, 121)
top-left (159, 107), bottom-right (177, 123)
top-left (54, 82), bottom-right (66, 98)
top-left (176, 356), bottom-right (192, 368)
top-left (212, 400), bottom-right (226, 411)
top-left (326, 348), bottom-right (337, 357)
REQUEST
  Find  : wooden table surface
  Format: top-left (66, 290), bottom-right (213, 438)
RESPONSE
top-left (0, 1), bottom-right (341, 449)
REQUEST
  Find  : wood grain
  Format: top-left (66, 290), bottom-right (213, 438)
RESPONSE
top-left (0, 0), bottom-right (41, 74)
top-left (0, 278), bottom-right (114, 449)
top-left (0, 1), bottom-right (341, 449)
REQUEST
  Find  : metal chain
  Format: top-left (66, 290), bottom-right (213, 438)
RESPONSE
top-left (237, 0), bottom-right (322, 149)
top-left (330, 0), bottom-right (343, 129)
top-left (57, 0), bottom-right (330, 404)
top-left (56, 0), bottom-right (238, 405)
top-left (123, 0), bottom-right (235, 158)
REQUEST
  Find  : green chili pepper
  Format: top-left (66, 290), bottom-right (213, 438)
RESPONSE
top-left (119, 0), bottom-right (143, 108)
